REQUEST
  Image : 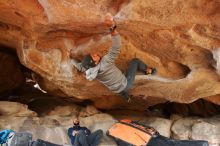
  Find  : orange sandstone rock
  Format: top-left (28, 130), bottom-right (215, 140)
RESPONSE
top-left (0, 0), bottom-right (220, 109)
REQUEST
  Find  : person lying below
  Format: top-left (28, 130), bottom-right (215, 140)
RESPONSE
top-left (67, 118), bottom-right (103, 146)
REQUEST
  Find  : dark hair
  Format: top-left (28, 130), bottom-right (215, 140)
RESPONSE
top-left (73, 119), bottom-right (79, 126)
top-left (81, 55), bottom-right (96, 70)
top-left (151, 68), bottom-right (157, 75)
top-left (74, 122), bottom-right (79, 126)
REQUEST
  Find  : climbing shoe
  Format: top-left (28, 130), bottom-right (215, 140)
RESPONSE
top-left (119, 91), bottom-right (131, 103)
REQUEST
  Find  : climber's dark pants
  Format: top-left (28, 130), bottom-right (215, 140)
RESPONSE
top-left (147, 135), bottom-right (209, 146)
top-left (119, 58), bottom-right (147, 100)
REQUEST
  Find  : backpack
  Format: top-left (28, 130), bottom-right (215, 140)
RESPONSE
top-left (107, 119), bottom-right (159, 146)
top-left (10, 132), bottom-right (32, 146)
top-left (31, 139), bottom-right (62, 146)
top-left (0, 130), bottom-right (13, 145)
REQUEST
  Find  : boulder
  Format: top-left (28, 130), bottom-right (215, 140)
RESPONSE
top-left (171, 116), bottom-right (220, 145)
top-left (191, 117), bottom-right (220, 145)
top-left (140, 117), bottom-right (172, 138)
top-left (0, 101), bottom-right (37, 117)
top-left (171, 117), bottom-right (199, 140)
top-left (0, 101), bottom-right (117, 145)
top-left (0, 0), bottom-right (220, 109)
top-left (0, 50), bottom-right (25, 96)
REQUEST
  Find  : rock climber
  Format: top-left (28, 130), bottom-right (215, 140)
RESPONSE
top-left (70, 13), bottom-right (157, 102)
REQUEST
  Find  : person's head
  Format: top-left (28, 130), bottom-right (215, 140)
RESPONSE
top-left (73, 118), bottom-right (80, 126)
top-left (81, 53), bottom-right (101, 70)
top-left (146, 67), bottom-right (157, 75)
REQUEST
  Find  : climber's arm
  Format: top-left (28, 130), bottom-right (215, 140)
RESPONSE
top-left (104, 28), bottom-right (121, 63)
top-left (71, 59), bottom-right (86, 72)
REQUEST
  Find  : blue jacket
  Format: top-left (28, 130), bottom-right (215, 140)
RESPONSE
top-left (68, 126), bottom-right (91, 145)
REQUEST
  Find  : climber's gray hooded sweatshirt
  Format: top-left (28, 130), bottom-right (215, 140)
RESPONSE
top-left (71, 34), bottom-right (127, 93)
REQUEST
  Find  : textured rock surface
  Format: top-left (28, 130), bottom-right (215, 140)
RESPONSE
top-left (191, 117), bottom-right (220, 145)
top-left (0, 48), bottom-right (25, 96)
top-left (171, 117), bottom-right (198, 140)
top-left (150, 99), bottom-right (220, 117)
top-left (172, 116), bottom-right (220, 145)
top-left (0, 0), bottom-right (220, 108)
top-left (140, 117), bottom-right (172, 138)
top-left (0, 102), bottom-right (117, 146)
top-left (0, 101), bottom-right (37, 116)
top-left (0, 101), bottom-right (219, 145)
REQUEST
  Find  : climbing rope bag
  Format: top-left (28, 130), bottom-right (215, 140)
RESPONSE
top-left (107, 119), bottom-right (159, 146)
